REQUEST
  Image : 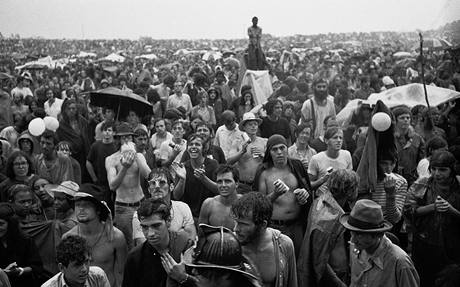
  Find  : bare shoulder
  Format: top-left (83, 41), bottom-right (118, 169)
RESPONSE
top-left (259, 169), bottom-right (270, 178)
top-left (112, 226), bottom-right (127, 245)
top-left (202, 197), bottom-right (215, 207)
top-left (105, 152), bottom-right (119, 165)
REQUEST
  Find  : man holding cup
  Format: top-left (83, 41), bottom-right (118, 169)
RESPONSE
top-left (227, 112), bottom-right (267, 194)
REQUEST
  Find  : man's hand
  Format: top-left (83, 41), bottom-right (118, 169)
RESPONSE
top-left (160, 253), bottom-right (188, 283)
top-left (241, 140), bottom-right (250, 154)
top-left (171, 162), bottom-right (186, 180)
top-left (435, 196), bottom-right (450, 213)
top-left (300, 159), bottom-right (309, 170)
top-left (120, 151), bottom-right (135, 168)
top-left (172, 144), bottom-right (182, 156)
top-left (293, 188), bottom-right (310, 205)
top-left (273, 180), bottom-right (289, 197)
top-left (383, 174), bottom-right (397, 195)
top-left (193, 168), bottom-right (206, 181)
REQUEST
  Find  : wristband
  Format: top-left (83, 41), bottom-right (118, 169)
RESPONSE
top-left (18, 267), bottom-right (24, 276)
top-left (179, 274), bottom-right (189, 284)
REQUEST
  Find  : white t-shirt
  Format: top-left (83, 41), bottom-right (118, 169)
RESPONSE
top-left (11, 86), bottom-right (33, 99)
top-left (214, 125), bottom-right (248, 159)
top-left (308, 150), bottom-right (353, 179)
top-left (44, 98), bottom-right (64, 118)
top-left (132, 200), bottom-right (194, 240)
top-left (300, 96), bottom-right (336, 138)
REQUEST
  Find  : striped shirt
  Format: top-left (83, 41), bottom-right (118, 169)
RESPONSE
top-left (369, 173), bottom-right (408, 224)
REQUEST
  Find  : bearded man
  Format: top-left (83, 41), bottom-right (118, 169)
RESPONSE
top-left (300, 77), bottom-right (336, 138)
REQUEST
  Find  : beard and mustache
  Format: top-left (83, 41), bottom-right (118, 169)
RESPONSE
top-left (314, 89), bottom-right (328, 101)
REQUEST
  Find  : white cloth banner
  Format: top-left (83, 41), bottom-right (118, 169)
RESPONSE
top-left (240, 70), bottom-right (273, 105)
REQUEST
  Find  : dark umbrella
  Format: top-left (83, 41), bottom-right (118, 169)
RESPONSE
top-left (89, 87), bottom-right (153, 120)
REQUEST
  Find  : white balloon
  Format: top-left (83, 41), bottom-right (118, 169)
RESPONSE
top-left (43, 116), bottom-right (59, 132)
top-left (371, 112), bottom-right (391, 132)
top-left (28, 118), bottom-right (46, 136)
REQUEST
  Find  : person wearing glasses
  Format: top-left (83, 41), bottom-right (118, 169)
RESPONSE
top-left (132, 167), bottom-right (196, 246)
top-left (0, 150), bottom-right (37, 202)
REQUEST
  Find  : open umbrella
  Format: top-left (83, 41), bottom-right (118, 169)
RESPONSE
top-left (337, 84), bottom-right (460, 127)
top-left (89, 87), bottom-right (153, 120)
top-left (135, 54), bottom-right (158, 60)
top-left (393, 51), bottom-right (413, 59)
top-left (414, 38), bottom-right (453, 51)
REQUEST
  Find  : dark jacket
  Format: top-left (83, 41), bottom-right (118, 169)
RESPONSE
top-left (122, 231), bottom-right (193, 287)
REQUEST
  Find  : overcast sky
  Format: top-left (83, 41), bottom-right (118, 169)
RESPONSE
top-left (1, 0), bottom-right (459, 39)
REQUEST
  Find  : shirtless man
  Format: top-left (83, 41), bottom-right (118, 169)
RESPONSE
top-left (199, 164), bottom-right (241, 230)
top-left (106, 122), bottom-right (151, 249)
top-left (232, 192), bottom-right (297, 287)
top-left (227, 112), bottom-right (267, 193)
top-left (254, 134), bottom-right (311, 257)
top-left (64, 186), bottom-right (127, 287)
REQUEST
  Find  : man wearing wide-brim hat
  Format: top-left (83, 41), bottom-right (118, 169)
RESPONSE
top-left (226, 112), bottom-right (266, 194)
top-left (340, 199), bottom-right (419, 287)
top-left (64, 183), bottom-right (128, 287)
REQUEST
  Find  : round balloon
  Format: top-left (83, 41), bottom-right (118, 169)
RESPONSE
top-left (43, 116), bottom-right (59, 132)
top-left (371, 112), bottom-right (391, 132)
top-left (28, 118), bottom-right (46, 136)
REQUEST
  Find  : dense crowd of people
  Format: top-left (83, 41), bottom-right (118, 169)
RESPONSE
top-left (0, 24), bottom-right (460, 287)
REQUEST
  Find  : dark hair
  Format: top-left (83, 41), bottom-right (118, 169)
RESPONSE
top-left (0, 203), bottom-right (26, 249)
top-left (231, 192), bottom-right (272, 226)
top-left (264, 99), bottom-right (283, 115)
top-left (163, 75), bottom-right (176, 86)
top-left (324, 127), bottom-right (342, 140)
top-left (323, 114), bottom-right (336, 125)
top-left (193, 268), bottom-right (255, 287)
top-left (40, 129), bottom-right (60, 146)
top-left (134, 128), bottom-right (148, 138)
top-left (138, 198), bottom-right (171, 222)
top-left (6, 150), bottom-right (35, 179)
top-left (154, 118), bottom-right (166, 127)
top-left (426, 136), bottom-right (448, 157)
top-left (56, 235), bottom-right (90, 267)
top-left (147, 88), bottom-right (161, 104)
top-left (430, 150), bottom-right (457, 176)
top-left (294, 123), bottom-right (312, 137)
top-left (312, 77), bottom-right (328, 87)
top-left (148, 168), bottom-right (174, 185)
top-left (216, 164), bottom-right (239, 182)
top-left (101, 120), bottom-right (116, 132)
top-left (61, 98), bottom-right (80, 123)
top-left (171, 120), bottom-right (184, 129)
top-left (8, 184), bottom-right (33, 202)
top-left (195, 121), bottom-right (212, 132)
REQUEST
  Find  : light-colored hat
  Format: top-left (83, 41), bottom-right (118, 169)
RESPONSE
top-left (238, 112), bottom-right (262, 131)
top-left (340, 199), bottom-right (392, 233)
top-left (50, 181), bottom-right (79, 197)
